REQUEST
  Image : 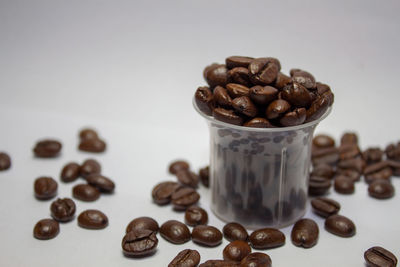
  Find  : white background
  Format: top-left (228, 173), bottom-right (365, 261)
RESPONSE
top-left (0, 0), bottom-right (399, 266)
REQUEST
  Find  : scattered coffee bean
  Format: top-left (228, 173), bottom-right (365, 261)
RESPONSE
top-left (387, 159), bottom-right (400, 176)
top-left (364, 161), bottom-right (393, 184)
top-left (291, 219), bottom-right (319, 248)
top-left (171, 187), bottom-right (200, 211)
top-left (86, 174), bottom-right (115, 193)
top-left (60, 162), bottom-right (80, 182)
top-left (338, 144), bottom-right (361, 160)
top-left (34, 177), bottom-right (58, 200)
top-left (126, 216), bottom-right (159, 233)
top-left (33, 218), bottom-right (60, 240)
top-left (368, 179), bottom-right (395, 199)
top-left (223, 222), bottom-right (248, 242)
top-left (204, 64), bottom-right (228, 88)
top-left (160, 220), bottom-right (191, 244)
top-left (364, 246), bottom-right (397, 267)
top-left (176, 170), bottom-right (199, 188)
top-left (337, 157), bottom-right (365, 173)
top-left (79, 128), bottom-right (99, 140)
top-left (168, 249), bottom-right (201, 267)
top-left (185, 206), bottom-right (208, 226)
top-left (0, 152), bottom-right (11, 171)
top-left (199, 166), bottom-right (209, 187)
top-left (77, 209), bottom-right (108, 229)
top-left (308, 176), bottom-right (331, 196)
top-left (311, 197), bottom-right (340, 218)
top-left (240, 252), bottom-right (272, 267)
top-left (311, 164), bottom-right (335, 179)
top-left (226, 83), bottom-right (251, 98)
top-left (334, 175), bottom-right (355, 194)
top-left (199, 260), bottom-right (240, 267)
top-left (80, 159), bottom-right (101, 178)
top-left (79, 138), bottom-right (106, 153)
top-left (50, 198), bottom-right (76, 222)
top-left (122, 229), bottom-right (158, 257)
top-left (223, 240), bottom-right (251, 262)
top-left (312, 147), bottom-right (339, 166)
top-left (226, 56), bottom-right (254, 69)
top-left (340, 132), bottom-right (358, 146)
top-left (213, 107), bottom-right (244, 126)
top-left (249, 228), bottom-right (285, 249)
top-left (192, 225), bottom-right (223, 247)
top-left (152, 181), bottom-right (181, 205)
top-left (362, 148), bottom-right (384, 164)
top-left (169, 160), bottom-right (190, 175)
top-left (72, 184), bottom-right (100, 202)
top-left (313, 134), bottom-right (335, 148)
top-left (325, 214), bottom-right (356, 237)
top-left (195, 86), bottom-right (214, 116)
top-left (33, 139), bottom-right (62, 158)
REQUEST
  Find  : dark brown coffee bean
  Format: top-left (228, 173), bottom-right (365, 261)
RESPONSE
top-left (364, 161), bottom-right (390, 175)
top-left (86, 174), bottom-right (115, 193)
top-left (176, 170), bottom-right (199, 188)
top-left (60, 162), bottom-right (80, 182)
top-left (185, 206), bottom-right (208, 226)
top-left (72, 184), bottom-right (100, 202)
top-left (199, 166), bottom-right (209, 187)
top-left (226, 56), bottom-right (254, 69)
top-left (160, 220), bottom-right (191, 244)
top-left (152, 181), bottom-right (181, 205)
top-left (213, 107), bottom-right (244, 126)
top-left (364, 246), bottom-right (397, 267)
top-left (79, 128), bottom-right (98, 140)
top-left (244, 117), bottom-right (274, 128)
top-left (171, 187), bottom-right (200, 210)
top-left (340, 132), bottom-right (358, 146)
top-left (311, 197), bottom-right (340, 218)
top-left (232, 96), bottom-right (258, 117)
top-left (364, 161), bottom-right (393, 184)
top-left (192, 225), bottom-right (223, 247)
top-left (223, 240), bottom-right (251, 262)
top-left (226, 83), bottom-right (251, 98)
top-left (312, 147), bottom-right (339, 166)
top-left (199, 260), bottom-right (240, 267)
top-left (291, 69), bottom-right (316, 89)
top-left (249, 85), bottom-right (278, 105)
top-left (275, 72), bottom-right (292, 90)
top-left (249, 228), bottom-right (285, 249)
top-left (291, 219), bottom-right (319, 248)
top-left (325, 214), bottom-right (356, 237)
top-left (305, 92), bottom-right (331, 122)
top-left (80, 159), bottom-right (101, 178)
top-left (362, 148), bottom-right (384, 164)
top-left (195, 86), bottom-right (214, 116)
top-left (169, 249), bottom-right (201, 267)
top-left (34, 177), bottom-right (58, 200)
top-left (313, 134), bottom-right (335, 148)
top-left (0, 152), bottom-right (11, 171)
top-left (223, 222), bottom-right (248, 242)
top-left (122, 229), bottom-right (158, 257)
top-left (387, 159), bottom-right (400, 176)
top-left (33, 218), bottom-right (59, 240)
top-left (308, 176), bottom-right (331, 196)
top-left (280, 108), bottom-right (306, 127)
top-left (311, 164), bottom-right (335, 179)
top-left (240, 252), bottom-right (272, 267)
top-left (339, 144), bottom-right (361, 160)
top-left (265, 99), bottom-right (291, 120)
top-left (338, 157), bottom-right (365, 174)
top-left (169, 160), bottom-right (190, 174)
top-left (368, 179), bottom-right (395, 199)
top-left (77, 209), bottom-right (108, 229)
top-left (316, 82), bottom-right (331, 95)
top-left (213, 86), bottom-right (232, 108)
top-left (281, 82), bottom-right (312, 108)
top-left (334, 175), bottom-right (355, 194)
top-left (249, 58), bottom-right (280, 85)
top-left (79, 138), bottom-right (106, 153)
top-left (33, 139), bottom-right (62, 158)
top-left (50, 198), bottom-right (76, 222)
top-left (386, 142), bottom-right (400, 160)
top-left (336, 169), bottom-right (361, 182)
top-left (126, 216), bottom-right (159, 233)
top-left (204, 64), bottom-right (228, 88)
top-left (228, 67), bottom-right (252, 87)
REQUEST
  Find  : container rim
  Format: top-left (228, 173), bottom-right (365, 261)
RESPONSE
top-left (193, 96), bottom-right (332, 133)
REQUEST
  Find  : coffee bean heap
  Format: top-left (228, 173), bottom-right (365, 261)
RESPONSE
top-left (195, 56), bottom-right (334, 127)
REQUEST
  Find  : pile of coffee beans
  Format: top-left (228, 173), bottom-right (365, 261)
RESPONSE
top-left (195, 56), bottom-right (334, 127)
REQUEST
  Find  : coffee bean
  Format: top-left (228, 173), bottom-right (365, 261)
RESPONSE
top-left (291, 219), bottom-right (319, 248)
top-left (291, 69), bottom-right (316, 89)
top-left (316, 82), bottom-right (331, 95)
top-left (223, 240), bottom-right (251, 262)
top-left (169, 160), bottom-right (190, 175)
top-left (213, 107), bottom-right (244, 126)
top-left (86, 174), bottom-right (115, 193)
top-left (228, 67), bottom-right (252, 87)
top-left (305, 91), bottom-right (331, 122)
top-left (60, 162), bottom-right (80, 182)
top-left (249, 85), bottom-right (278, 106)
top-left (244, 117), bottom-right (274, 128)
top-left (126, 216), bottom-right (159, 233)
top-left (249, 228), bottom-right (285, 249)
top-left (275, 72), bottom-right (292, 89)
top-left (80, 159), bottom-right (101, 178)
top-left (336, 169), bottom-right (361, 182)
top-left (160, 220), bottom-right (191, 244)
top-left (195, 86), bottom-right (214, 116)
top-left (169, 249), bottom-right (201, 267)
top-left (312, 147), bottom-right (339, 166)
top-left (79, 138), bottom-right (106, 153)
top-left (325, 214), bottom-right (356, 237)
top-left (387, 159), bottom-right (400, 176)
top-left (223, 222), bottom-right (248, 242)
top-left (368, 179), bottom-right (395, 199)
top-left (340, 132), bottom-right (358, 146)
top-left (265, 99), bottom-right (291, 120)
top-left (226, 56), bottom-right (254, 69)
top-left (79, 128), bottom-right (98, 140)
top-left (311, 197), bottom-right (340, 218)
top-left (213, 86), bottom-right (232, 108)
top-left (226, 83), bottom-right (251, 98)
top-left (192, 225), bottom-right (223, 247)
top-left (362, 148), bottom-right (384, 165)
top-left (338, 157), bottom-right (365, 173)
top-left (122, 229), bottom-right (158, 257)
top-left (185, 206), bottom-right (208, 226)
top-left (204, 64), bottom-right (228, 88)
top-left (50, 198), bottom-right (76, 222)
top-left (364, 246), bottom-right (397, 267)
top-left (308, 176), bottom-right (331, 196)
top-left (339, 144), bottom-right (361, 160)
top-left (249, 58), bottom-right (280, 85)
top-left (34, 177), bottom-right (58, 200)
top-left (72, 184), bottom-right (100, 202)
top-left (311, 164), bottom-right (335, 179)
top-left (280, 108), bottom-right (306, 127)
top-left (334, 175), bottom-right (355, 194)
top-left (171, 187), bottom-right (200, 211)
top-left (0, 152), bottom-right (11, 171)
top-left (77, 209), bottom-right (108, 229)
top-left (199, 166), bottom-right (209, 187)
top-left (199, 260), bottom-right (240, 267)
top-left (176, 170), bottom-right (199, 188)
top-left (152, 181), bottom-right (181, 205)
top-left (281, 82), bottom-right (313, 108)
top-left (33, 139), bottom-right (62, 158)
top-left (232, 96), bottom-right (258, 117)
top-left (313, 134), bottom-right (335, 148)
top-left (240, 252), bottom-right (272, 267)
top-left (33, 218), bottom-right (59, 240)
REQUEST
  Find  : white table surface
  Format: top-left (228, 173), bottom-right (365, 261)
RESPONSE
top-left (0, 0), bottom-right (399, 266)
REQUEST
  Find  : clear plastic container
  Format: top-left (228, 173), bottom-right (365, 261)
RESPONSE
top-left (194, 99), bottom-right (332, 229)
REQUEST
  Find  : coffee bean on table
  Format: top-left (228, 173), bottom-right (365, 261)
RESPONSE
top-left (152, 181), bottom-right (181, 205)
top-left (160, 220), bottom-right (191, 244)
top-left (79, 128), bottom-right (99, 140)
top-left (338, 144), bottom-right (361, 160)
top-left (249, 228), bottom-right (285, 249)
top-left (33, 139), bottom-right (62, 158)
top-left (334, 175), bottom-right (355, 194)
top-left (80, 159), bottom-right (101, 178)
top-left (199, 260), bottom-right (240, 267)
top-left (387, 159), bottom-right (400, 176)
top-left (79, 138), bottom-right (106, 153)
top-left (50, 198), bottom-right (76, 222)
top-left (364, 246), bottom-right (397, 267)
top-left (291, 219), bottom-right (319, 248)
top-left (325, 214), bottom-right (356, 237)
top-left (122, 229), bottom-right (158, 257)
top-left (240, 252), bottom-right (272, 267)
top-left (60, 162), bottom-right (80, 182)
top-left (0, 152), bottom-right (11, 171)
top-left (171, 187), bottom-right (200, 211)
top-left (195, 86), bottom-right (214, 116)
top-left (308, 176), bottom-right (331, 196)
top-left (192, 225), bottom-right (223, 247)
top-left (362, 148), bottom-right (384, 164)
top-left (72, 184), bottom-right (100, 202)
top-left (176, 170), bottom-right (199, 188)
top-left (313, 134), bottom-right (335, 148)
top-left (386, 142), bottom-right (400, 160)
top-left (213, 107), bottom-right (244, 126)
top-left (311, 197), bottom-right (340, 218)
top-left (86, 174), bottom-right (115, 193)
top-left (336, 169), bottom-right (361, 182)
top-left (199, 166), bottom-right (209, 187)
top-left (78, 209), bottom-right (108, 229)
top-left (226, 56), bottom-right (254, 69)
top-left (126, 217), bottom-right (159, 233)
top-left (185, 206), bottom-right (208, 226)
top-left (312, 147), bottom-right (339, 166)
top-left (337, 157), bottom-right (365, 173)
top-left (223, 222), bottom-right (248, 242)
top-left (368, 179), bottom-right (395, 199)
top-left (33, 218), bottom-right (60, 240)
top-left (311, 164), bottom-right (335, 179)
top-left (223, 240), bottom-right (251, 262)
top-left (34, 177), bottom-right (58, 200)
top-left (364, 161), bottom-right (393, 184)
top-left (168, 249), bottom-right (201, 267)
top-left (169, 160), bottom-right (190, 174)
top-left (340, 132), bottom-right (358, 146)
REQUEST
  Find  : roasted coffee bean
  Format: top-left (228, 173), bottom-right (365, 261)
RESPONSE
top-left (240, 252), bottom-right (272, 267)
top-left (291, 219), bottom-right (319, 248)
top-left (364, 161), bottom-right (393, 184)
top-left (122, 229), bottom-right (158, 257)
top-left (291, 69), bottom-right (316, 89)
top-left (364, 246), bottom-right (397, 267)
top-left (169, 249), bottom-right (201, 267)
top-left (33, 139), bottom-right (62, 158)
top-left (213, 107), bottom-right (244, 126)
top-left (213, 86), bottom-right (232, 108)
top-left (338, 144), bottom-right (361, 160)
top-left (387, 160), bottom-right (400, 176)
top-left (313, 134), bottom-right (335, 148)
top-left (244, 117), bottom-right (274, 128)
top-left (249, 86), bottom-right (278, 106)
top-left (176, 170), bottom-right (199, 188)
top-left (280, 108), bottom-right (306, 127)
top-left (72, 184), bottom-right (100, 202)
top-left (223, 222), bottom-right (248, 242)
top-left (311, 164), bottom-right (335, 179)
top-left (171, 187), bottom-right (200, 210)
top-left (275, 72), bottom-right (292, 89)
top-left (340, 132), bottom-right (358, 146)
top-left (195, 86), bottom-right (214, 116)
top-left (79, 128), bottom-right (98, 140)
top-left (199, 260), bottom-right (240, 267)
top-left (79, 138), bottom-right (106, 153)
top-left (86, 174), bottom-right (115, 193)
top-left (204, 64), bottom-right (228, 88)
top-left (60, 162), bottom-right (80, 182)
top-left (185, 206), bottom-right (208, 226)
top-left (192, 225), bottom-right (223, 247)
top-left (126, 216), bottom-right (159, 233)
top-left (334, 175), bottom-right (355, 194)
top-left (337, 157), bottom-right (365, 174)
top-left (169, 160), bottom-right (190, 174)
top-left (312, 147), bottom-right (339, 166)
top-left (325, 214), bottom-right (356, 237)
top-left (226, 83), bottom-right (251, 98)
top-left (305, 91), bottom-right (332, 122)
top-left (248, 58), bottom-right (280, 85)
top-left (308, 176), bottom-right (331, 196)
top-left (265, 99), bottom-right (291, 120)
top-left (281, 82), bottom-right (312, 108)
top-left (226, 56), bottom-right (254, 69)
top-left (34, 177), bottom-right (58, 200)
top-left (386, 142), bottom-right (400, 161)
top-left (33, 218), bottom-right (59, 240)
top-left (199, 166), bottom-right (209, 187)
top-left (362, 148), bottom-right (384, 164)
top-left (160, 220), bottom-right (191, 244)
top-left (311, 197), bottom-right (340, 218)
top-left (77, 209), bottom-right (108, 229)
top-left (228, 67), bottom-right (252, 87)
top-left (80, 159), bottom-right (101, 178)
top-left (0, 152), bottom-right (11, 171)
top-left (368, 179), bottom-right (394, 199)
top-left (50, 198), bottom-right (76, 222)
top-left (316, 82), bottom-right (331, 95)
top-left (336, 169), bottom-right (361, 182)
top-left (249, 228), bottom-right (285, 249)
top-left (152, 181), bottom-right (181, 205)
top-left (223, 240), bottom-right (251, 262)
top-left (232, 96), bottom-right (258, 117)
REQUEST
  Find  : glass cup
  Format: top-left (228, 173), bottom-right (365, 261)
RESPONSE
top-left (194, 99), bottom-right (332, 229)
